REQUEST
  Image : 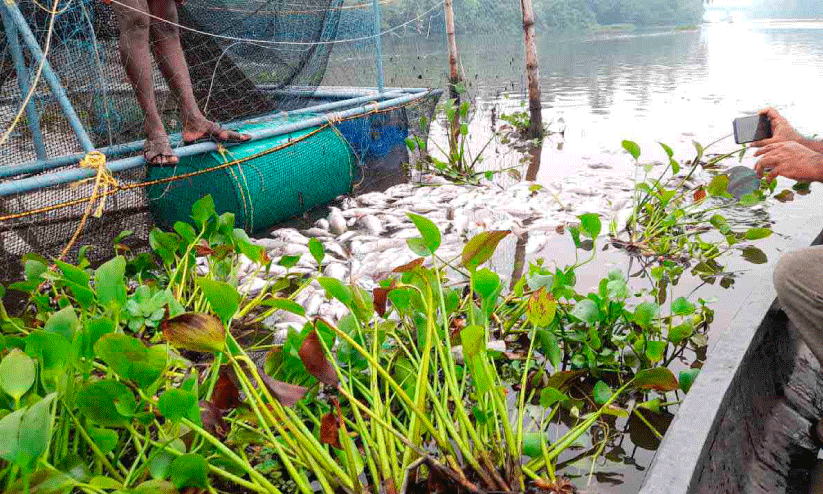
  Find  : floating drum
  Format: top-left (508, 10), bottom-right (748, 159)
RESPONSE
top-left (146, 118), bottom-right (354, 233)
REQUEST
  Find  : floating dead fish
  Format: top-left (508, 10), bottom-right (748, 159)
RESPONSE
top-left (358, 215), bottom-right (383, 235)
top-left (303, 227), bottom-right (331, 239)
top-left (329, 210), bottom-right (347, 235)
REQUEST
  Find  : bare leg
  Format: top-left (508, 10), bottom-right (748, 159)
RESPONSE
top-left (112, 0), bottom-right (177, 164)
top-left (147, 0), bottom-right (250, 144)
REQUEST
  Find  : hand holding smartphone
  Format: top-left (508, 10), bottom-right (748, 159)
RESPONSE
top-left (733, 113), bottom-right (773, 144)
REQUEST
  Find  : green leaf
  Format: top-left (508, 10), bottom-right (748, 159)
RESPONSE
top-left (43, 306), bottom-right (78, 342)
top-left (24, 260), bottom-right (47, 283)
top-left (89, 477), bottom-right (123, 490)
top-left (158, 389), bottom-right (200, 424)
top-left (318, 277), bottom-right (353, 307)
top-left (472, 269), bottom-right (500, 300)
top-left (95, 256), bottom-right (127, 309)
top-left (741, 246), bottom-right (768, 264)
top-left (659, 142), bottom-right (673, 158)
top-left (77, 380), bottom-right (135, 427)
top-left (528, 289), bottom-right (557, 328)
top-left (535, 330), bottom-right (561, 369)
top-left (195, 278), bottom-right (240, 323)
top-left (87, 428), bottom-right (118, 455)
top-left (593, 381), bottom-right (612, 405)
top-left (668, 321), bottom-right (694, 344)
top-left (191, 195), bottom-right (216, 228)
top-left (461, 231), bottom-right (510, 271)
top-left (679, 369), bottom-right (700, 393)
top-left (739, 192), bottom-right (761, 206)
top-left (633, 302), bottom-right (660, 330)
top-left (407, 213), bottom-right (441, 254)
top-left (645, 341), bottom-right (666, 363)
top-left (134, 479), bottom-right (179, 494)
top-left (539, 386), bottom-right (567, 408)
top-left (168, 453), bottom-right (209, 489)
top-left (671, 297), bottom-right (696, 316)
top-left (0, 349), bottom-right (36, 401)
top-left (173, 222), bottom-right (197, 244)
top-left (308, 238), bottom-right (325, 266)
top-left (578, 213), bottom-right (602, 239)
top-left (54, 261), bottom-right (89, 287)
top-left (460, 325), bottom-right (485, 361)
top-left (94, 334), bottom-right (166, 388)
top-left (744, 227), bottom-right (772, 240)
top-left (3, 393), bottom-right (58, 469)
top-left (707, 175), bottom-right (730, 197)
top-left (633, 367), bottom-right (679, 392)
top-left (622, 140), bottom-right (641, 160)
top-left (522, 432), bottom-right (549, 458)
top-left (25, 331), bottom-right (69, 380)
top-left (261, 298), bottom-right (306, 317)
top-left (709, 215), bottom-right (731, 235)
top-left (570, 299), bottom-right (598, 325)
top-left (406, 237), bottom-right (431, 257)
top-left (278, 255), bottom-right (300, 269)
top-left (637, 398), bottom-right (662, 414)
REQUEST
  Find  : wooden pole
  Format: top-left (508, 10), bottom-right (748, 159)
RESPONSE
top-left (443, 0), bottom-right (461, 161)
top-left (519, 0), bottom-right (543, 140)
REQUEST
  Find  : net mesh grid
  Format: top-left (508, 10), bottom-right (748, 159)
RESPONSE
top-left (0, 0), bottom-right (440, 281)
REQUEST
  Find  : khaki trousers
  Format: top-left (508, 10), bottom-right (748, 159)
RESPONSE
top-left (774, 245), bottom-right (823, 366)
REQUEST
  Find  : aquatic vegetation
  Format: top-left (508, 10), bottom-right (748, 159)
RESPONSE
top-left (0, 136), bottom-right (780, 494)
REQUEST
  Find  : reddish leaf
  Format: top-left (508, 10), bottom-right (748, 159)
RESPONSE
top-left (373, 287), bottom-right (389, 317)
top-left (320, 411), bottom-right (341, 449)
top-left (199, 400), bottom-right (228, 438)
top-left (633, 367), bottom-right (680, 392)
top-left (194, 243), bottom-right (214, 256)
top-left (211, 368), bottom-right (241, 411)
top-left (393, 257), bottom-right (424, 273)
top-left (299, 327), bottom-right (339, 387)
top-left (693, 187), bottom-right (707, 202)
top-left (258, 369), bottom-right (308, 407)
top-left (461, 230), bottom-right (510, 270)
top-left (545, 370), bottom-right (585, 390)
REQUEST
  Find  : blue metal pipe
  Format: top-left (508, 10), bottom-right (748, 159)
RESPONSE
top-left (0, 90), bottom-right (438, 196)
top-left (372, 0), bottom-right (386, 93)
top-left (1, 9), bottom-right (46, 159)
top-left (1, 0), bottom-right (95, 153)
top-left (0, 90), bottom-right (407, 179)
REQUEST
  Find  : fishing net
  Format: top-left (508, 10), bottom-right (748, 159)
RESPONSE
top-left (0, 0), bottom-right (441, 281)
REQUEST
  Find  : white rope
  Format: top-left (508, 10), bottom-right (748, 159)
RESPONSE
top-left (107, 0), bottom-right (445, 46)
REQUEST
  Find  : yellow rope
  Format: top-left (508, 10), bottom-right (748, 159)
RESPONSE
top-left (0, 101), bottom-right (417, 228)
top-left (58, 151), bottom-right (118, 261)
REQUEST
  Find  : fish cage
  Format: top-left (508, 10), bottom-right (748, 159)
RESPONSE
top-left (0, 0), bottom-right (442, 279)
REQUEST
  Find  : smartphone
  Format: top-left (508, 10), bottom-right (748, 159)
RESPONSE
top-left (733, 114), bottom-right (772, 144)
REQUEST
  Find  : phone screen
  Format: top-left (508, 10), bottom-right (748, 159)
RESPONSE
top-left (733, 114), bottom-right (772, 144)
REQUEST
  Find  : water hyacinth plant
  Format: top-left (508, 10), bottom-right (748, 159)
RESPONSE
top-left (0, 138), bottom-right (783, 493)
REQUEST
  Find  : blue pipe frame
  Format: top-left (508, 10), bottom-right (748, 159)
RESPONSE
top-left (0, 0), bottom-right (95, 153)
top-left (0, 0), bottom-right (436, 197)
top-left (0, 9), bottom-right (46, 159)
top-left (0, 88), bottom-right (441, 197)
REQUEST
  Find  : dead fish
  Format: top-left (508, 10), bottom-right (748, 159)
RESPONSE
top-left (353, 238), bottom-right (406, 256)
top-left (358, 215), bottom-right (383, 235)
top-left (315, 218), bottom-right (330, 230)
top-left (323, 263), bottom-right (348, 279)
top-left (303, 227), bottom-right (331, 239)
top-left (329, 210), bottom-right (347, 235)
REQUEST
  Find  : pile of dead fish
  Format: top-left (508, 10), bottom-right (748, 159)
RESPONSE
top-left (222, 164), bottom-right (646, 340)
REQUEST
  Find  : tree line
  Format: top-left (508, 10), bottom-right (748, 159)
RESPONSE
top-left (380, 0), bottom-right (705, 35)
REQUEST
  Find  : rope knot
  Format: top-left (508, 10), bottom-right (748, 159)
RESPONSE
top-left (79, 151), bottom-right (118, 218)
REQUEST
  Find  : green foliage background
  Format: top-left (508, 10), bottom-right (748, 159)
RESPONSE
top-left (380, 0), bottom-right (706, 34)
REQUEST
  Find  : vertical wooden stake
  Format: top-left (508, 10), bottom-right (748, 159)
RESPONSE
top-left (519, 0), bottom-right (543, 140)
top-left (443, 0), bottom-right (461, 164)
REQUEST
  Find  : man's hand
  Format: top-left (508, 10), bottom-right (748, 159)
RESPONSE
top-left (752, 107), bottom-right (803, 148)
top-left (753, 141), bottom-right (823, 182)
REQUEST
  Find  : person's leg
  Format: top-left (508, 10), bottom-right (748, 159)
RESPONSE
top-left (147, 0), bottom-right (250, 144)
top-left (112, 0), bottom-right (177, 164)
top-left (774, 245), bottom-right (823, 365)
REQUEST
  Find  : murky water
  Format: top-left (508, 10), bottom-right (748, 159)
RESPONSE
top-left (320, 20), bottom-right (823, 492)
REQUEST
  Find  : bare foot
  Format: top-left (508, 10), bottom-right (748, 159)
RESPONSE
top-left (144, 132), bottom-right (179, 165)
top-left (182, 118), bottom-right (251, 144)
